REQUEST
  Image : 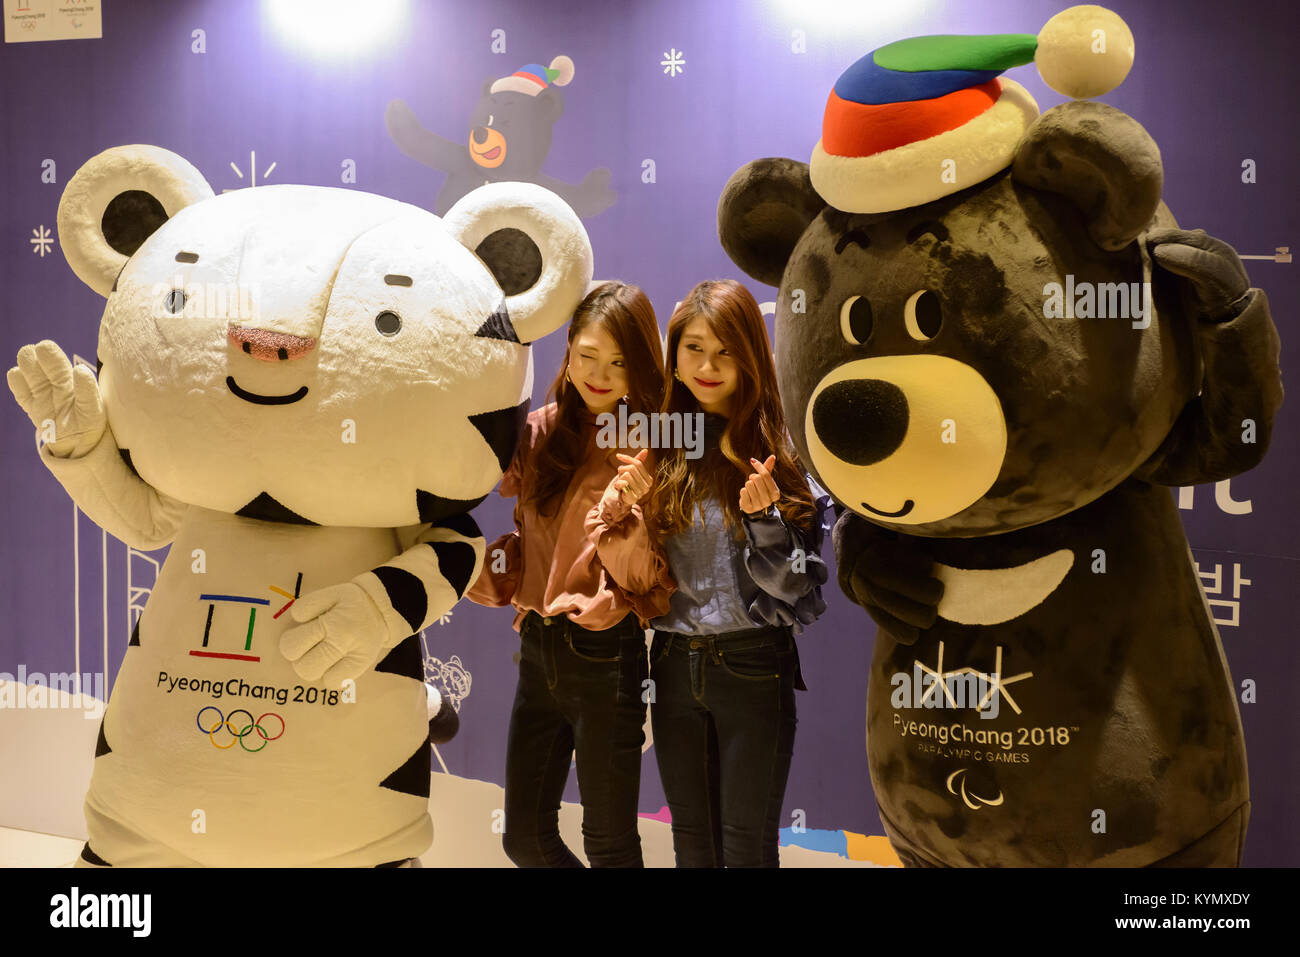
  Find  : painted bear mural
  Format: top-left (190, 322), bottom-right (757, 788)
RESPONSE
top-left (7, 145), bottom-right (593, 866)
top-left (387, 54), bottom-right (616, 218)
top-left (717, 8), bottom-right (1282, 866)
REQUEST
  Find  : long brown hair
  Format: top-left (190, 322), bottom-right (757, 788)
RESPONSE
top-left (526, 281), bottom-right (666, 517)
top-left (650, 278), bottom-right (815, 537)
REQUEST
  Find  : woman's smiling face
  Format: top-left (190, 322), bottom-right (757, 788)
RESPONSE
top-left (568, 322), bottom-right (627, 415)
top-left (676, 315), bottom-right (738, 414)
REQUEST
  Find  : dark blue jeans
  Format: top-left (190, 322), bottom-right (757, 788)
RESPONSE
top-left (649, 625), bottom-right (799, 867)
top-left (502, 611), bottom-right (648, 868)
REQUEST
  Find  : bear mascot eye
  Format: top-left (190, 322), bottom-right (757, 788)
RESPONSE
top-left (839, 295), bottom-right (873, 344)
top-left (163, 288), bottom-right (186, 314)
top-left (903, 289), bottom-right (942, 341)
top-left (374, 310), bottom-right (402, 336)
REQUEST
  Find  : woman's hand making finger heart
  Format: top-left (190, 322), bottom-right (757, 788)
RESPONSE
top-left (612, 447), bottom-right (653, 505)
top-left (739, 454), bottom-right (779, 515)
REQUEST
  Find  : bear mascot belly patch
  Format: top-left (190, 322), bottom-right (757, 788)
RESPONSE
top-left (7, 145), bottom-right (593, 867)
top-left (716, 6), bottom-right (1282, 867)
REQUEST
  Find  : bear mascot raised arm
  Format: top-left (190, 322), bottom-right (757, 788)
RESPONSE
top-left (386, 54), bottom-right (616, 219)
top-left (717, 6), bottom-right (1282, 867)
top-left (7, 145), bottom-right (593, 867)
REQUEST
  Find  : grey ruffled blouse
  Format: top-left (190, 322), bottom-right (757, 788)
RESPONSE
top-left (650, 414), bottom-right (831, 636)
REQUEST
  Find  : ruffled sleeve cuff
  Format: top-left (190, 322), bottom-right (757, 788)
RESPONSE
top-left (741, 483), bottom-right (832, 633)
top-left (585, 487), bottom-right (676, 623)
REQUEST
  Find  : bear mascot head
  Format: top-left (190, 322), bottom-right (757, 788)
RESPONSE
top-left (8, 144), bottom-right (592, 866)
top-left (386, 54), bottom-right (617, 218)
top-left (718, 6), bottom-right (1282, 867)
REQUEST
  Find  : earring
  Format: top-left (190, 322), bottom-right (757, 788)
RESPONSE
top-left (673, 368), bottom-right (682, 381)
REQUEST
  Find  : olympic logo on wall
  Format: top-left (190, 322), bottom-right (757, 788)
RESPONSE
top-left (196, 707), bottom-right (285, 752)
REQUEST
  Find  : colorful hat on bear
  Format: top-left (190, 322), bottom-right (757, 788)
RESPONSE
top-left (490, 55), bottom-right (575, 96)
top-left (810, 4), bottom-right (1135, 214)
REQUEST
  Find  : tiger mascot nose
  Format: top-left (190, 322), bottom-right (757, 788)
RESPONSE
top-left (227, 325), bottom-right (317, 362)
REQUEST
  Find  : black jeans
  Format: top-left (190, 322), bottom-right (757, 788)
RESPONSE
top-left (649, 625), bottom-right (799, 867)
top-left (502, 611), bottom-right (648, 868)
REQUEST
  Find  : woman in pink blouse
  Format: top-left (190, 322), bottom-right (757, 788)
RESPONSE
top-left (467, 281), bottom-right (673, 867)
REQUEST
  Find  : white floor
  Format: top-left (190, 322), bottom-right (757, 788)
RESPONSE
top-left (0, 682), bottom-right (894, 867)
top-left (0, 771), bottom-right (893, 867)
top-left (0, 825), bottom-right (84, 868)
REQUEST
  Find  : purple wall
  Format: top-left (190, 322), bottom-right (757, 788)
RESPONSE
top-left (1, 0), bottom-right (1295, 864)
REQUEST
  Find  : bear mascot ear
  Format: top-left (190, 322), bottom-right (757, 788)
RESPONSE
top-left (57, 145), bottom-right (214, 298)
top-left (535, 85), bottom-right (565, 123)
top-left (717, 157), bottom-right (827, 287)
top-left (443, 182), bottom-right (593, 343)
top-left (1012, 100), bottom-right (1162, 251)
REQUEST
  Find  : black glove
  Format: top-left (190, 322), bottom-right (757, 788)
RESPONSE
top-left (1147, 227), bottom-right (1253, 322)
top-left (832, 511), bottom-right (943, 646)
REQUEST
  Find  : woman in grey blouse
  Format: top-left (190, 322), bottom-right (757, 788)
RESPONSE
top-left (642, 279), bottom-right (830, 867)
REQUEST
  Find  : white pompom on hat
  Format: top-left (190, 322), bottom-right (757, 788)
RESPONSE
top-left (1036, 5), bottom-right (1134, 98)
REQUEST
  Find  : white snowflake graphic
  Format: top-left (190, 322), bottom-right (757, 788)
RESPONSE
top-left (224, 150), bottom-right (278, 193)
top-left (437, 608), bottom-right (454, 626)
top-left (661, 48), bottom-right (685, 77)
top-left (30, 225), bottom-right (54, 257)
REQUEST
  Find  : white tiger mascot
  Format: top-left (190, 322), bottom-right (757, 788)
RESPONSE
top-left (7, 145), bottom-right (592, 867)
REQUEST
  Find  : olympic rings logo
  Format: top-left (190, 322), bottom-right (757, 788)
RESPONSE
top-left (196, 707), bottom-right (286, 753)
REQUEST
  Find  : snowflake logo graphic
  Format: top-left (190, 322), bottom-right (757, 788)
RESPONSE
top-left (661, 49), bottom-right (685, 77)
top-left (913, 641), bottom-right (1033, 715)
top-left (224, 150), bottom-right (278, 193)
top-left (437, 608), bottom-right (454, 626)
top-left (30, 226), bottom-right (54, 257)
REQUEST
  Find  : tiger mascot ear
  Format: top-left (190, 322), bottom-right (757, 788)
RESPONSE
top-left (443, 182), bottom-right (593, 344)
top-left (58, 145), bottom-right (214, 298)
